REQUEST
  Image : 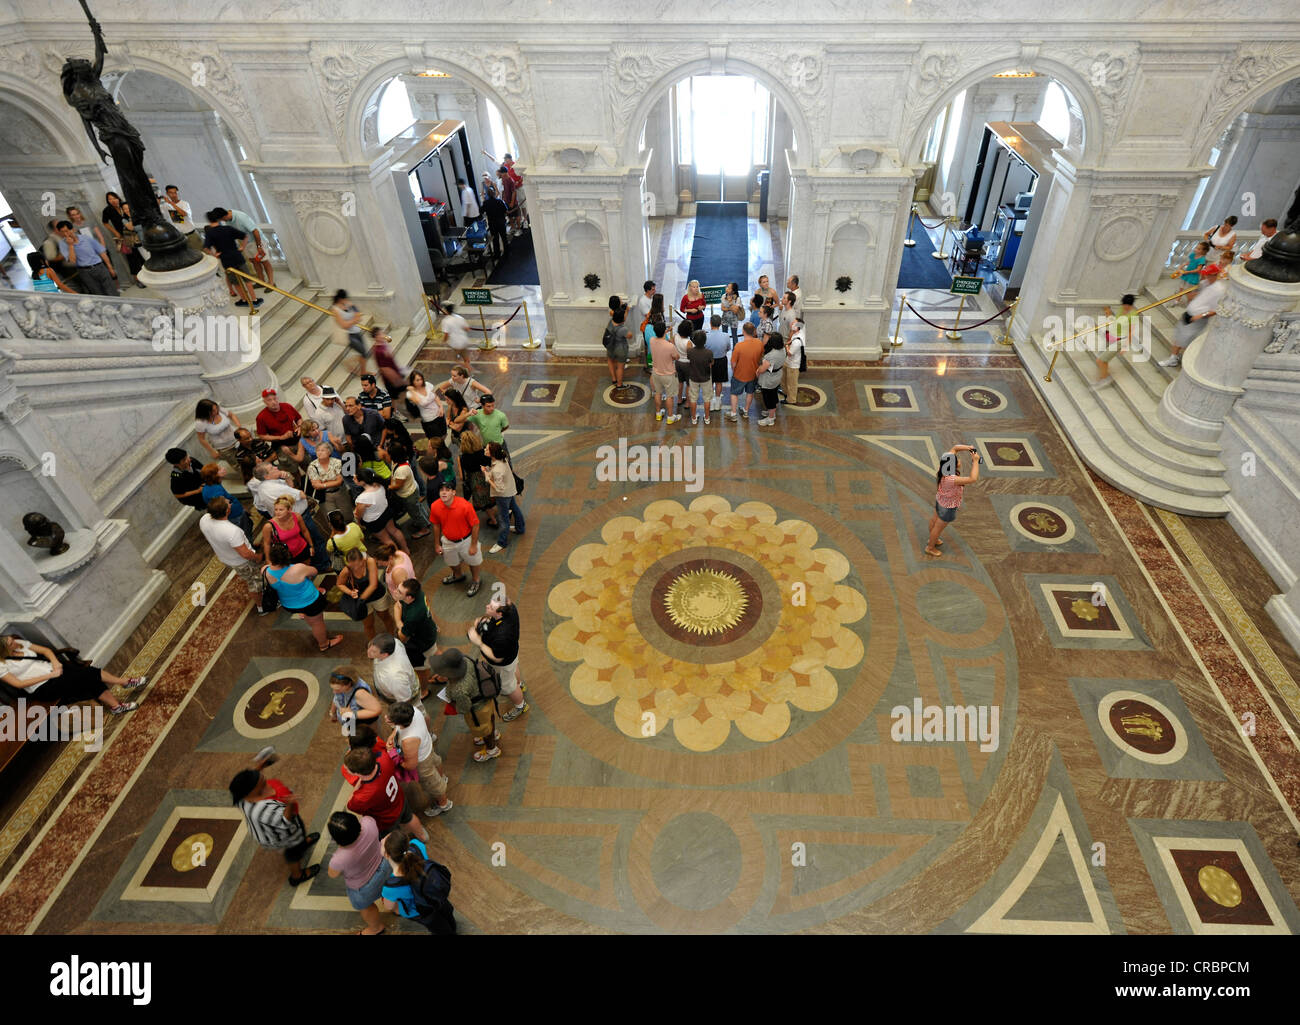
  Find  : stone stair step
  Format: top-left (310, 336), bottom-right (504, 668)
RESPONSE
top-left (1019, 337), bottom-right (1229, 509)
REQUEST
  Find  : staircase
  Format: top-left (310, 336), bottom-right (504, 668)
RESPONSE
top-left (246, 277), bottom-right (428, 410)
top-left (1014, 280), bottom-right (1231, 516)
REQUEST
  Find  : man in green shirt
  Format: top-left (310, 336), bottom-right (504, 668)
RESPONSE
top-left (469, 395), bottom-right (509, 451)
top-left (430, 648), bottom-right (501, 763)
top-left (396, 578), bottom-right (438, 694)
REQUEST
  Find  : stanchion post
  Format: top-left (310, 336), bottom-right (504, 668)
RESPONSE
top-left (944, 295), bottom-right (966, 341)
top-left (931, 216), bottom-right (952, 261)
top-left (903, 206), bottom-right (917, 247)
top-left (521, 302), bottom-right (540, 348)
top-left (998, 297), bottom-right (1020, 346)
top-left (892, 292), bottom-right (908, 348)
top-left (422, 294), bottom-right (437, 341)
top-left (1044, 347), bottom-right (1060, 383)
top-left (477, 306), bottom-right (493, 350)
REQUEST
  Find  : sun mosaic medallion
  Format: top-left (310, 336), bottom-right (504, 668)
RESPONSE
top-left (546, 497), bottom-right (868, 752)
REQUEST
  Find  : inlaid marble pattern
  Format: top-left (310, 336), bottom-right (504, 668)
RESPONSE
top-left (6, 355), bottom-right (1300, 936)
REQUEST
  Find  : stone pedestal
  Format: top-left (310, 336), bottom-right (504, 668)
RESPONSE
top-left (1158, 264), bottom-right (1300, 443)
top-left (140, 254), bottom-right (276, 423)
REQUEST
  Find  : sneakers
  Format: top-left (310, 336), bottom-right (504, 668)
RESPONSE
top-left (666, 414), bottom-right (680, 425)
top-left (473, 747), bottom-right (501, 763)
top-left (1090, 377), bottom-right (1115, 390)
top-left (442, 573), bottom-right (467, 585)
top-left (109, 702), bottom-right (137, 716)
top-left (234, 300), bottom-right (248, 307)
top-left (739, 408), bottom-right (748, 419)
top-left (726, 410), bottom-right (737, 422)
top-left (510, 526), bottom-right (519, 533)
top-left (711, 396), bottom-right (722, 411)
top-left (254, 745), bottom-right (277, 765)
top-left (503, 701), bottom-right (529, 722)
top-left (758, 417), bottom-right (775, 426)
top-left (473, 731), bottom-right (502, 746)
top-left (703, 417), bottom-right (710, 425)
top-left (424, 799), bottom-right (453, 817)
top-left (488, 543), bottom-right (505, 554)
top-left (466, 580), bottom-right (481, 597)
top-left (655, 409), bottom-right (664, 422)
top-left (691, 417), bottom-right (699, 425)
top-left (1158, 354), bottom-right (1181, 367)
top-left (123, 676), bottom-right (148, 690)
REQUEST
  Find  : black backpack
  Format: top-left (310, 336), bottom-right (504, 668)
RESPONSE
top-left (411, 859), bottom-right (457, 935)
top-left (465, 656), bottom-right (501, 726)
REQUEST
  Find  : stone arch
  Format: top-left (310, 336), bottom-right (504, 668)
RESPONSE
top-left (620, 56), bottom-right (815, 166)
top-left (822, 220), bottom-right (875, 305)
top-left (1193, 63), bottom-right (1300, 163)
top-left (903, 57), bottom-right (1104, 168)
top-left (0, 80), bottom-right (96, 164)
top-left (560, 218), bottom-right (609, 297)
top-left (347, 57), bottom-right (534, 166)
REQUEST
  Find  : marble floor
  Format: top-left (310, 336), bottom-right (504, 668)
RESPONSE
top-left (2, 346), bottom-right (1299, 936)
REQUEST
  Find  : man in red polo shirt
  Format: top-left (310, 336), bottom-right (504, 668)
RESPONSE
top-left (343, 745), bottom-right (428, 841)
top-left (255, 388), bottom-right (302, 477)
top-left (428, 480), bottom-right (483, 597)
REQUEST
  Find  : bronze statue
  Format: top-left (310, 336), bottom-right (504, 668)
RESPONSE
top-left (22, 513), bottom-right (70, 556)
top-left (60, 0), bottom-right (201, 273)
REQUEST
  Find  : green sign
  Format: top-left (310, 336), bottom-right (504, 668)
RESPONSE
top-left (950, 276), bottom-right (983, 296)
top-left (700, 285), bottom-right (727, 304)
top-left (462, 287), bottom-right (493, 305)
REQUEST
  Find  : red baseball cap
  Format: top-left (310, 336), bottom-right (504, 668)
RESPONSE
top-left (261, 388), bottom-right (277, 397)
top-left (1199, 264), bottom-right (1222, 276)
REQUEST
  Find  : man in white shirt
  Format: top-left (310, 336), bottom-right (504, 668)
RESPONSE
top-left (633, 280), bottom-right (656, 327)
top-left (301, 382), bottom-right (347, 446)
top-left (785, 275), bottom-right (803, 317)
top-left (1243, 219), bottom-right (1278, 262)
top-left (366, 633), bottom-right (418, 704)
top-left (160, 185), bottom-right (203, 251)
top-left (457, 177), bottom-right (481, 225)
top-left (1161, 265), bottom-right (1227, 368)
top-left (249, 463), bottom-right (310, 517)
top-left (199, 496), bottom-right (270, 614)
top-left (220, 207), bottom-right (275, 289)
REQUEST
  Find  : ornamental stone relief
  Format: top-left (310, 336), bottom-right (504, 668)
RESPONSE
top-left (1263, 314), bottom-right (1300, 354)
top-left (1218, 296), bottom-right (1279, 331)
top-left (0, 295), bottom-right (165, 343)
top-left (1195, 44), bottom-right (1300, 155)
top-left (311, 41), bottom-right (408, 145)
top-left (607, 45), bottom-right (708, 149)
top-left (435, 45), bottom-right (539, 150)
top-left (123, 41), bottom-right (258, 150)
top-left (1042, 43), bottom-right (1138, 151)
top-left (899, 46), bottom-right (1010, 156)
top-left (0, 104), bottom-right (60, 156)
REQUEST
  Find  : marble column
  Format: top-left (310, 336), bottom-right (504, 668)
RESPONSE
top-left (1158, 264), bottom-right (1300, 443)
top-left (139, 254), bottom-right (275, 424)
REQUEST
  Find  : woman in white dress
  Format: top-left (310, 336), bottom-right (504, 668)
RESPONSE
top-left (405, 371), bottom-right (448, 444)
top-left (1203, 215), bottom-right (1238, 263)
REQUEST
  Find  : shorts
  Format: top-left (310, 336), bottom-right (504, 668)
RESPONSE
top-left (285, 592), bottom-right (328, 616)
top-left (421, 416), bottom-right (447, 441)
top-left (675, 363), bottom-right (690, 384)
top-left (347, 862), bottom-right (389, 911)
top-left (494, 658), bottom-right (520, 696)
top-left (711, 357), bottom-right (729, 383)
top-left (279, 817), bottom-right (312, 862)
top-left (348, 331), bottom-right (368, 357)
top-left (370, 590), bottom-right (395, 614)
top-left (361, 507), bottom-right (393, 532)
top-left (232, 560), bottom-right (264, 592)
top-left (403, 637), bottom-right (433, 668)
top-left (223, 260), bottom-right (247, 282)
top-left (441, 534), bottom-right (483, 567)
top-left (1096, 333), bottom-right (1123, 363)
top-left (607, 340), bottom-right (629, 362)
top-left (730, 378), bottom-right (757, 397)
top-left (935, 501), bottom-right (958, 523)
top-left (650, 372), bottom-right (675, 398)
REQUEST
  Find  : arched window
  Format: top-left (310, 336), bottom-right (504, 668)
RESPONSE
top-left (377, 78), bottom-right (414, 146)
top-left (1039, 82), bottom-right (1070, 145)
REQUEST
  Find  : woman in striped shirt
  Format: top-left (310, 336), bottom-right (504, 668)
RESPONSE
top-left (926, 444), bottom-right (981, 557)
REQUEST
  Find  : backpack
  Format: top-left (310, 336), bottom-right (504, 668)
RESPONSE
top-left (465, 656), bottom-right (501, 726)
top-left (411, 859), bottom-right (457, 935)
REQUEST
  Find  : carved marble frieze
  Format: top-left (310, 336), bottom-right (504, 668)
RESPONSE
top-left (0, 293), bottom-right (167, 343)
top-left (1194, 43), bottom-right (1300, 156)
top-left (1263, 314), bottom-right (1300, 354)
top-left (1039, 42), bottom-right (1139, 153)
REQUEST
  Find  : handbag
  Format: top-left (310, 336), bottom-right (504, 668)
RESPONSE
top-left (260, 568), bottom-right (280, 611)
top-left (338, 591), bottom-right (368, 620)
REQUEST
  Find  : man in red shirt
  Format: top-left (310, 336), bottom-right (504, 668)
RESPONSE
top-left (255, 388), bottom-right (302, 476)
top-left (428, 480), bottom-right (483, 597)
top-left (343, 745), bottom-right (428, 841)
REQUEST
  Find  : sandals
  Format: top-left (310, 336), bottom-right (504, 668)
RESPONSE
top-left (289, 864), bottom-right (320, 886)
top-left (318, 635), bottom-right (344, 651)
top-left (358, 926), bottom-right (386, 936)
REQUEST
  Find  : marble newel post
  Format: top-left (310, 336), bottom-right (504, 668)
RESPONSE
top-left (140, 255), bottom-right (276, 422)
top-left (1158, 260), bottom-right (1300, 444)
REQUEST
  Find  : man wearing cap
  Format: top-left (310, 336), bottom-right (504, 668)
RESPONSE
top-left (256, 389), bottom-right (303, 477)
top-left (429, 481), bottom-right (483, 598)
top-left (166, 448), bottom-right (207, 509)
top-left (1162, 265), bottom-right (1227, 369)
top-left (299, 376), bottom-right (346, 446)
top-left (430, 648), bottom-right (501, 762)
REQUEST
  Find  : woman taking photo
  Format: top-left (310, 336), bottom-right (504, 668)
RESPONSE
top-left (101, 191), bottom-right (145, 288)
top-left (264, 542), bottom-right (342, 651)
top-left (337, 547), bottom-right (384, 641)
top-left (194, 398), bottom-right (242, 473)
top-left (0, 635), bottom-right (145, 717)
top-left (331, 289), bottom-right (367, 377)
top-left (405, 371), bottom-right (447, 444)
top-left (926, 444), bottom-right (981, 558)
top-left (354, 468), bottom-right (410, 554)
top-left (720, 282), bottom-right (744, 345)
top-left (485, 441), bottom-right (525, 554)
top-left (680, 279), bottom-right (706, 333)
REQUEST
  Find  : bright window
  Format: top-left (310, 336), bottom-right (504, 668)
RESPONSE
top-left (377, 78), bottom-right (414, 145)
top-left (923, 106), bottom-right (947, 163)
top-left (941, 89), bottom-right (966, 182)
top-left (485, 98), bottom-right (517, 161)
top-left (675, 76), bottom-right (771, 176)
top-left (1040, 82), bottom-right (1070, 145)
